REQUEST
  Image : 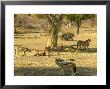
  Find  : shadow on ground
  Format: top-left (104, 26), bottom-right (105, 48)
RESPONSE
top-left (14, 66), bottom-right (97, 76)
top-left (78, 48), bottom-right (97, 53)
top-left (53, 48), bottom-right (97, 53)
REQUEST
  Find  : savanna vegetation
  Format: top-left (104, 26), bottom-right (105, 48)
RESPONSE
top-left (14, 14), bottom-right (97, 76)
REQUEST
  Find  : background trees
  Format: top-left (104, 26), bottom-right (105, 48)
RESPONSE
top-left (14, 14), bottom-right (96, 48)
top-left (66, 14), bottom-right (96, 35)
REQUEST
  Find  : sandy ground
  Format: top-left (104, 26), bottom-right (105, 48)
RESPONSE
top-left (14, 26), bottom-right (97, 76)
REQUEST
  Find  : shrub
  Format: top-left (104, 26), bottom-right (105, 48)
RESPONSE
top-left (61, 32), bottom-right (75, 41)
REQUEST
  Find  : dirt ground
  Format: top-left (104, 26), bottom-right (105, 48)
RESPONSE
top-left (14, 26), bottom-right (97, 76)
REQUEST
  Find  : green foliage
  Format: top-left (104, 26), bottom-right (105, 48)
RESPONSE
top-left (66, 14), bottom-right (96, 23)
top-left (61, 32), bottom-right (75, 41)
top-left (66, 14), bottom-right (96, 35)
top-left (86, 14), bottom-right (96, 19)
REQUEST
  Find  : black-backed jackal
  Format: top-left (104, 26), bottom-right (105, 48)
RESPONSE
top-left (55, 58), bottom-right (77, 76)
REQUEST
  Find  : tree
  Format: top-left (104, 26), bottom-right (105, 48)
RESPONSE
top-left (87, 14), bottom-right (96, 27)
top-left (37, 14), bottom-right (64, 48)
top-left (66, 14), bottom-right (96, 35)
top-left (14, 14), bottom-right (18, 33)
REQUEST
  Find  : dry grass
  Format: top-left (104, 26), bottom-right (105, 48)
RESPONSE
top-left (14, 26), bottom-right (97, 76)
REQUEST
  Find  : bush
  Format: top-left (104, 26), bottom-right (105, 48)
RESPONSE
top-left (61, 32), bottom-right (75, 41)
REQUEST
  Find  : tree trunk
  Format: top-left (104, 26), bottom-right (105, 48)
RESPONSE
top-left (14, 27), bottom-right (17, 33)
top-left (47, 35), bottom-right (52, 47)
top-left (77, 26), bottom-right (79, 35)
top-left (47, 28), bottom-right (59, 48)
top-left (50, 32), bottom-right (58, 48)
top-left (76, 21), bottom-right (81, 35)
top-left (77, 24), bottom-right (80, 35)
top-left (91, 19), bottom-right (95, 27)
